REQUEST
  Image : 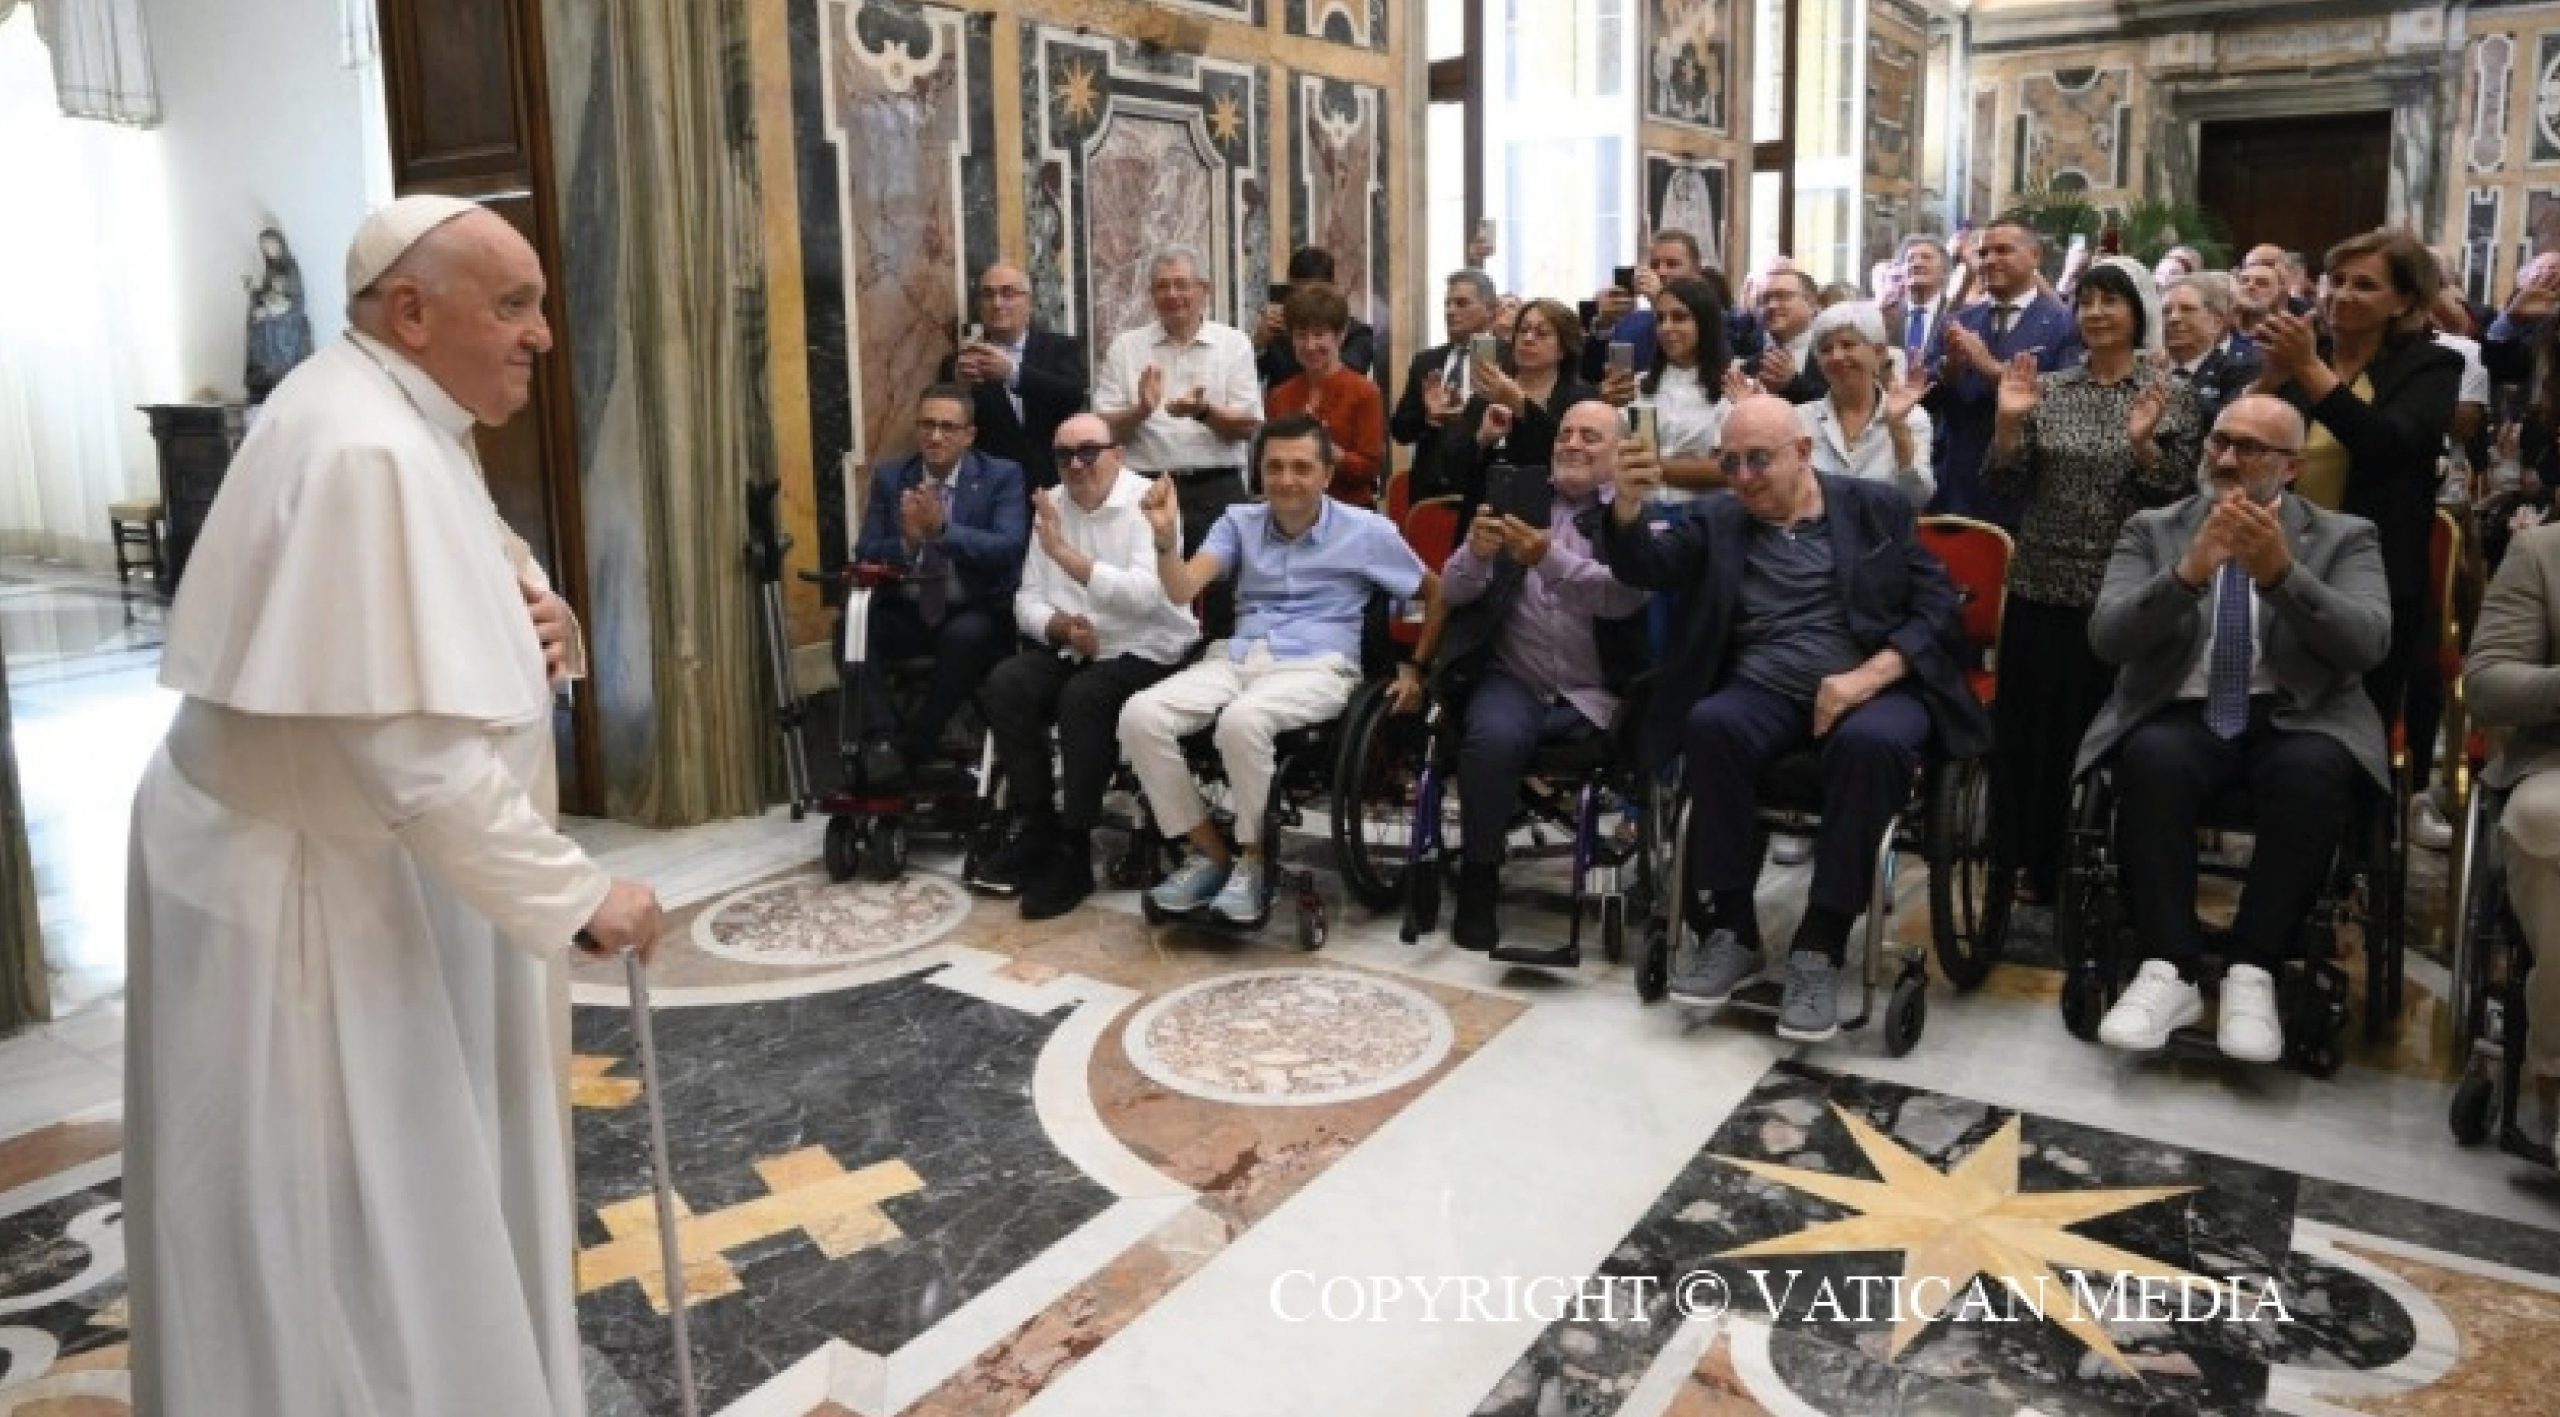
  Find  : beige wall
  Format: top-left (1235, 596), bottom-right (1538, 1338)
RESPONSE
top-left (2445, 7), bottom-right (2560, 305)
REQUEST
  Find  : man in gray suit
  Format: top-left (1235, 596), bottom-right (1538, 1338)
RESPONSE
top-left (2077, 395), bottom-right (2393, 1063)
top-left (2465, 523), bottom-right (2560, 1147)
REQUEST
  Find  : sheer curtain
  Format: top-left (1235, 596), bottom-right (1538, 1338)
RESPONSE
top-left (0, 7), bottom-right (175, 568)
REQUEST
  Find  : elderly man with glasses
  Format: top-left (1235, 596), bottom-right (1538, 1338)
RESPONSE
top-left (970, 415), bottom-right (1201, 917)
top-left (939, 262), bottom-right (1090, 489)
top-left (2077, 395), bottom-right (2392, 1062)
top-left (848, 383), bottom-right (1031, 784)
top-left (1598, 396), bottom-right (1986, 1041)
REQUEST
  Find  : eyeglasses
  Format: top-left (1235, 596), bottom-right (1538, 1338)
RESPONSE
top-left (978, 285), bottom-right (1029, 300)
top-left (1713, 448), bottom-right (1785, 477)
top-left (2204, 432), bottom-right (2298, 461)
top-left (1052, 442), bottom-right (1117, 467)
top-left (916, 418), bottom-right (969, 436)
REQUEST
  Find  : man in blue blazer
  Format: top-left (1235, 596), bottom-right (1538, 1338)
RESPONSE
top-left (1597, 396), bottom-right (1990, 1042)
top-left (1924, 222), bottom-right (2084, 528)
top-left (849, 383), bottom-right (1031, 780)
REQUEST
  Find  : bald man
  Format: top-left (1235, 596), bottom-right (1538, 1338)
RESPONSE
top-left (1597, 396), bottom-right (1987, 1041)
top-left (130, 197), bottom-right (660, 1414)
top-left (940, 261), bottom-right (1089, 488)
top-left (2079, 395), bottom-right (2391, 1064)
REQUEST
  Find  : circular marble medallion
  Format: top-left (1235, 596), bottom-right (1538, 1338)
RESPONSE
top-left (1121, 968), bottom-right (1456, 1108)
top-left (691, 870), bottom-right (972, 969)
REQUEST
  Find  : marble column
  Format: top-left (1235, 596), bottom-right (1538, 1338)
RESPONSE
top-left (0, 647), bottom-right (49, 1032)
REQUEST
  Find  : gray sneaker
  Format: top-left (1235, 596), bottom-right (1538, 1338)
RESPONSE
top-left (1667, 928), bottom-right (1761, 1007)
top-left (1776, 951), bottom-right (1840, 1043)
top-left (1149, 853), bottom-right (1232, 913)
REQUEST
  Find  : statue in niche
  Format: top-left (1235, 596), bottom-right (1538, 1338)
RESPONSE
top-left (243, 227), bottom-right (314, 404)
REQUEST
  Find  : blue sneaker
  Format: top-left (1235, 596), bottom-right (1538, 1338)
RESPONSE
top-left (1149, 852), bottom-right (1231, 914)
top-left (1209, 856), bottom-right (1267, 925)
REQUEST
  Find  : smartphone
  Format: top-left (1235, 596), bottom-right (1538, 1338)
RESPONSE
top-left (1469, 332), bottom-right (1499, 364)
top-left (962, 321), bottom-right (984, 345)
top-left (1630, 403), bottom-right (1659, 449)
top-left (1613, 265), bottom-right (1637, 293)
top-left (1607, 341), bottom-right (1636, 376)
top-left (1484, 462), bottom-right (1552, 529)
top-left (1577, 299), bottom-right (1599, 328)
top-left (1268, 282), bottom-right (1292, 306)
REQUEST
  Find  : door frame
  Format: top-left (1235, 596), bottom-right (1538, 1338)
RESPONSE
top-left (2150, 67), bottom-right (2438, 235)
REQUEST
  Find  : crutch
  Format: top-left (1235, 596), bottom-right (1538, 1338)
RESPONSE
top-left (622, 947), bottom-right (702, 1417)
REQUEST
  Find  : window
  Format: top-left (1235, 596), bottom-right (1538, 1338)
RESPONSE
top-left (1484, 0), bottom-right (1637, 298)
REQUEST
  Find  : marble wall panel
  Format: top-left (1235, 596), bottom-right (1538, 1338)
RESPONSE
top-left (2537, 34), bottom-right (2560, 165)
top-left (1290, 73), bottom-right (1388, 361)
top-left (792, 0), bottom-right (998, 563)
top-left (1644, 151), bottom-right (1730, 273)
top-left (1968, 84), bottom-right (1999, 219)
top-left (1286, 0), bottom-right (1383, 50)
top-left (2016, 66), bottom-right (2130, 193)
top-left (1644, 0), bottom-right (1734, 136)
top-left (2472, 34), bottom-right (2516, 175)
top-left (2469, 187), bottom-right (2503, 308)
top-left (1022, 26), bottom-right (1268, 346)
top-left (1866, 31), bottom-right (1921, 184)
top-left (2522, 189), bottom-right (2560, 269)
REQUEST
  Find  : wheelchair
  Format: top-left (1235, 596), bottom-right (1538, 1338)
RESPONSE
top-left (1326, 671), bottom-right (1661, 965)
top-left (2053, 766), bottom-right (2403, 1077)
top-left (2445, 784), bottom-right (2560, 1167)
top-left (1642, 746), bottom-right (2001, 1055)
top-left (1127, 712), bottom-right (1343, 949)
top-left (811, 562), bottom-right (1004, 884)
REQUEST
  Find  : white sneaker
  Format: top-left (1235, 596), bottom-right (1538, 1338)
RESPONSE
top-left (2097, 960), bottom-right (2205, 1051)
top-left (1770, 834), bottom-right (1813, 867)
top-left (2216, 963), bottom-right (2285, 1064)
top-left (2412, 796), bottom-right (2453, 852)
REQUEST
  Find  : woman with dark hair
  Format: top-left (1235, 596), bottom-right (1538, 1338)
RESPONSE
top-left (1425, 297), bottom-right (1595, 521)
top-left (1265, 284), bottom-right (1386, 506)
top-left (2255, 227), bottom-right (2463, 730)
top-left (1985, 255), bottom-right (2203, 903)
top-left (1600, 276), bottom-right (1734, 502)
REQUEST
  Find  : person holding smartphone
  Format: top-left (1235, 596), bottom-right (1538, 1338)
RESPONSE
top-left (1581, 229), bottom-right (1709, 383)
top-left (1435, 399), bottom-right (1653, 962)
top-left (1632, 277), bottom-right (1738, 501)
top-left (1420, 298), bottom-right (1595, 519)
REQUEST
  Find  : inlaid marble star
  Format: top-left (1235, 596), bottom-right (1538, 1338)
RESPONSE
top-left (1058, 58), bottom-right (1100, 125)
top-left (1209, 91), bottom-right (1244, 148)
top-left (1714, 1106), bottom-right (2203, 1374)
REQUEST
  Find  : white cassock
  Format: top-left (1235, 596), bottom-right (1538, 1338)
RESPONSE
top-left (126, 331), bottom-right (611, 1415)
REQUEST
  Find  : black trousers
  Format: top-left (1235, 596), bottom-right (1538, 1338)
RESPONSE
top-left (1681, 680), bottom-right (1930, 961)
top-left (2114, 700), bottom-right (2360, 971)
top-left (1995, 595), bottom-right (2114, 900)
top-left (1456, 668), bottom-right (1599, 865)
top-left (2368, 597), bottom-right (2441, 791)
top-left (1151, 468), bottom-right (1247, 642)
top-left (979, 647), bottom-right (1180, 830)
top-left (847, 595), bottom-right (1011, 762)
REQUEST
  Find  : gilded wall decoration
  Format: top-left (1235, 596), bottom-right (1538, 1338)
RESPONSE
top-left (1289, 74), bottom-right (1390, 362)
top-left (2015, 66), bottom-right (2131, 193)
top-left (1644, 0), bottom-right (1734, 135)
top-left (1285, 0), bottom-right (1383, 50)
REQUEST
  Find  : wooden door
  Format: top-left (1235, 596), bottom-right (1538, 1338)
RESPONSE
top-left (375, 0), bottom-right (600, 812)
top-left (2196, 113), bottom-right (2391, 275)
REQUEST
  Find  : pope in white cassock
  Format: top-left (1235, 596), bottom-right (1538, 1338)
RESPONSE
top-left (124, 196), bottom-right (663, 1414)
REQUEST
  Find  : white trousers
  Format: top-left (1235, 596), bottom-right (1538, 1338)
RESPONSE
top-left (1118, 641), bottom-right (1359, 846)
top-left (2500, 770), bottom-right (2560, 1079)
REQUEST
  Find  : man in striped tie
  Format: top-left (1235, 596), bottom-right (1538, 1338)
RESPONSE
top-left (2070, 395), bottom-right (2394, 1063)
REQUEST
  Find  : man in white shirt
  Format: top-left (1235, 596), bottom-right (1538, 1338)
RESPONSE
top-left (128, 196), bottom-right (661, 1415)
top-left (1094, 244), bottom-right (1262, 635)
top-left (973, 414), bottom-right (1199, 918)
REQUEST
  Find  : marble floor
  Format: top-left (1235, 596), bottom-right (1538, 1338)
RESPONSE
top-left (4, 578), bottom-right (2558, 1413)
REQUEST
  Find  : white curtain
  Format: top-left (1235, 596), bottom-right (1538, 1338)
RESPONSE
top-left (28, 0), bottom-right (160, 127)
top-left (0, 10), bottom-right (172, 569)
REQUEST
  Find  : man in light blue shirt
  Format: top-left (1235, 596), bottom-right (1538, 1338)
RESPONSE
top-left (1119, 413), bottom-right (1441, 924)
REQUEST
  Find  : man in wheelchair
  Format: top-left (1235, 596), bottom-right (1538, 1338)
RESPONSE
top-left (1437, 399), bottom-right (1653, 957)
top-left (974, 414), bottom-right (1200, 917)
top-left (1119, 414), bottom-right (1440, 925)
top-left (2080, 395), bottom-right (2392, 1062)
top-left (1598, 396), bottom-right (1988, 1041)
top-left (2466, 519), bottom-right (2560, 1147)
top-left (846, 384), bottom-right (1030, 784)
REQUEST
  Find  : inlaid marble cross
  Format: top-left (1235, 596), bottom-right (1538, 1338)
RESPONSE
top-left (576, 1145), bottom-right (925, 1313)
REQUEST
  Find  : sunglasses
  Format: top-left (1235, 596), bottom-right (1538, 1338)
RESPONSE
top-left (1053, 442), bottom-right (1117, 467)
top-left (1713, 448), bottom-right (1784, 477)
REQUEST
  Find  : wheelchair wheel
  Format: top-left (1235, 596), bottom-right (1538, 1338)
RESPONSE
top-left (1883, 971), bottom-right (1928, 1056)
top-left (1637, 918), bottom-right (1670, 1001)
top-left (824, 815), bottom-right (861, 883)
top-left (1296, 872), bottom-right (1329, 951)
top-left (1331, 680), bottom-right (1431, 911)
top-left (860, 818), bottom-right (909, 882)
top-left (2449, 1063), bottom-right (2498, 1146)
top-left (1926, 757), bottom-right (2011, 993)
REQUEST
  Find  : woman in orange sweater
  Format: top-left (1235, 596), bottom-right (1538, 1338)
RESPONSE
top-left (1266, 285), bottom-right (1387, 506)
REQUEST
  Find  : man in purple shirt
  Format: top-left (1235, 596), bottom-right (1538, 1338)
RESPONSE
top-left (1438, 400), bottom-right (1653, 961)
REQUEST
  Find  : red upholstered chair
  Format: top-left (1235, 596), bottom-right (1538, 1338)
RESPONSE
top-left (1392, 495), bottom-right (1464, 648)
top-left (1917, 515), bottom-right (2014, 707)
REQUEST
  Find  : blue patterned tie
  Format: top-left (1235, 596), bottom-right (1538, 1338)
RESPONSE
top-left (2206, 560), bottom-right (2251, 738)
top-left (1906, 307), bottom-right (1926, 359)
top-left (916, 478), bottom-right (954, 624)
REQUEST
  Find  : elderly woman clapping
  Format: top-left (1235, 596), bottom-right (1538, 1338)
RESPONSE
top-left (1794, 302), bottom-right (1934, 506)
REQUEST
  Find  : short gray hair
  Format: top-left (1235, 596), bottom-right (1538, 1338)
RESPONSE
top-left (2167, 270), bottom-right (2235, 319)
top-left (1148, 244), bottom-right (1208, 284)
top-left (1446, 268), bottom-right (1496, 306)
top-left (1809, 300), bottom-right (1888, 350)
top-left (1896, 233), bottom-right (1948, 266)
